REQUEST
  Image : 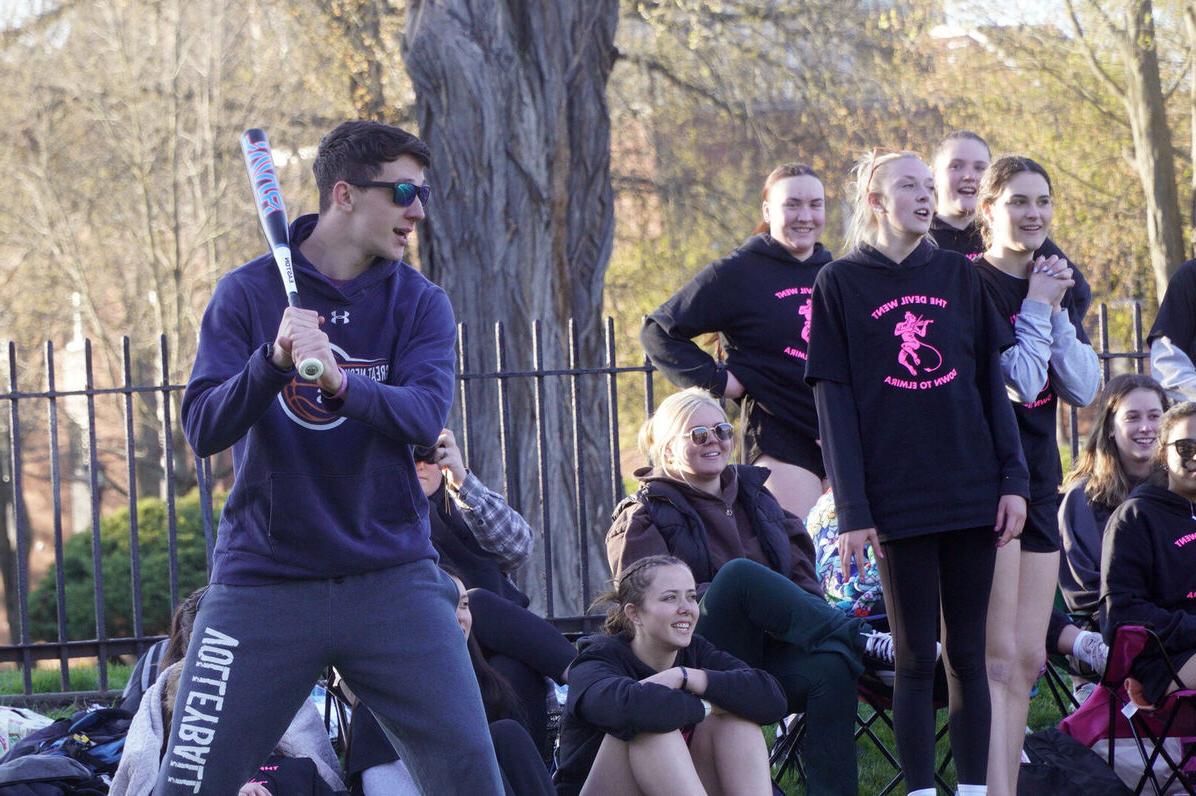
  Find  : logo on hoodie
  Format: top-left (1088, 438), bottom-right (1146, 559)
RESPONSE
top-left (776, 285), bottom-right (814, 360)
top-left (278, 343), bottom-right (389, 430)
top-left (870, 295), bottom-right (958, 391)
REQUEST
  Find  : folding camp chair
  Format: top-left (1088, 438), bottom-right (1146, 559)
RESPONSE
top-left (1059, 625), bottom-right (1196, 795)
top-left (770, 666), bottom-right (955, 795)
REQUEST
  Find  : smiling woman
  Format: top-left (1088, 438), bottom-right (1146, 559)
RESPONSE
top-left (641, 162), bottom-right (834, 523)
top-left (973, 155), bottom-right (1101, 796)
top-left (554, 556), bottom-right (786, 796)
top-left (606, 387), bottom-right (880, 795)
top-left (1101, 402), bottom-right (1196, 706)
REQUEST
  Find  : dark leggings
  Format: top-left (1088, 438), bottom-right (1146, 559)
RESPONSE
top-left (876, 526), bottom-right (996, 790)
top-left (696, 558), bottom-right (865, 796)
top-left (1046, 606), bottom-right (1071, 654)
top-left (491, 718), bottom-right (555, 796)
top-left (468, 587), bottom-right (577, 756)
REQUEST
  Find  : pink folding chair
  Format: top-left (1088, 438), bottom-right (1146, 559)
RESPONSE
top-left (1059, 625), bottom-right (1196, 795)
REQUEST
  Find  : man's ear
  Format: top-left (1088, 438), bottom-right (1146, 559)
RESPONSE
top-left (332, 181), bottom-right (355, 212)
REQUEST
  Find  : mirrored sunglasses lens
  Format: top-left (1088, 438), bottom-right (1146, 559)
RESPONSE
top-left (714, 423), bottom-right (734, 441)
top-left (393, 182), bottom-right (418, 206)
top-left (1175, 440), bottom-right (1196, 459)
top-left (688, 427), bottom-right (710, 445)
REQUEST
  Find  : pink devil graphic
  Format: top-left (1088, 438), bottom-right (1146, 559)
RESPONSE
top-left (893, 311), bottom-right (943, 377)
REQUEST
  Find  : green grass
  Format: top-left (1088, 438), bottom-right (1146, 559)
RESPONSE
top-left (0, 664), bottom-right (132, 700)
top-left (774, 688), bottom-right (1066, 795)
top-left (4, 663), bottom-right (1073, 793)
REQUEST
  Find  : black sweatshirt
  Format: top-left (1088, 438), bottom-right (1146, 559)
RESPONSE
top-left (976, 259), bottom-right (1092, 500)
top-left (1148, 258), bottom-right (1196, 359)
top-left (929, 216), bottom-right (1093, 322)
top-left (642, 234), bottom-right (833, 441)
top-left (805, 240), bottom-right (1028, 538)
top-left (1058, 480), bottom-right (1120, 620)
top-left (554, 633), bottom-right (786, 795)
top-left (1100, 483), bottom-right (1196, 654)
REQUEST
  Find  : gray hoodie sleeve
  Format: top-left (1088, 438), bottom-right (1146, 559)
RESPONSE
top-left (1000, 299), bottom-right (1053, 402)
top-left (1047, 306), bottom-right (1100, 407)
top-left (1150, 336), bottom-right (1196, 402)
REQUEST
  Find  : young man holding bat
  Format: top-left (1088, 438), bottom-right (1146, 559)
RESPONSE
top-left (157, 121), bottom-right (505, 794)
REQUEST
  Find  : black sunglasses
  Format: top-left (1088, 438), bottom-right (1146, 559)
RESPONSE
top-left (1166, 438), bottom-right (1196, 460)
top-left (349, 180), bottom-right (431, 207)
top-left (413, 444), bottom-right (439, 464)
top-left (680, 422), bottom-right (734, 446)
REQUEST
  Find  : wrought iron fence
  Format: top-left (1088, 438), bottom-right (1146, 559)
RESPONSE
top-left (0, 305), bottom-right (1153, 704)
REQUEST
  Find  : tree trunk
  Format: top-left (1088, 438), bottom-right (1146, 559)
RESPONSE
top-left (1124, 0), bottom-right (1185, 301)
top-left (403, 0), bottom-right (619, 615)
top-left (1184, 2), bottom-right (1196, 250)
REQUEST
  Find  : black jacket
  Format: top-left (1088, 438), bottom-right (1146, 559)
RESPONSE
top-left (554, 633), bottom-right (786, 795)
top-left (1100, 483), bottom-right (1196, 653)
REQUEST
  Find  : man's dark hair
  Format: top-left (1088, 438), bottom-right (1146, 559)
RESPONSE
top-left (313, 120), bottom-right (431, 211)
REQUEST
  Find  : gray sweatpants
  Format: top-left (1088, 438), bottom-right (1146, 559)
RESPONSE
top-left (152, 558), bottom-right (503, 795)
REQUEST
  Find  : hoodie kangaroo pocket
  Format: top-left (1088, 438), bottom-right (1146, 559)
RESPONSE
top-left (267, 466), bottom-right (420, 569)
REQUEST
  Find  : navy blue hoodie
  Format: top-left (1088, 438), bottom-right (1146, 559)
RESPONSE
top-left (182, 214), bottom-right (455, 584)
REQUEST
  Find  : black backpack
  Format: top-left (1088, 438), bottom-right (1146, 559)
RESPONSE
top-left (1018, 727), bottom-right (1132, 795)
top-left (24, 708), bottom-right (132, 775)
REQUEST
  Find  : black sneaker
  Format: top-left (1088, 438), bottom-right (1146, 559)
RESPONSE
top-left (861, 630), bottom-right (896, 687)
top-left (860, 630), bottom-right (941, 688)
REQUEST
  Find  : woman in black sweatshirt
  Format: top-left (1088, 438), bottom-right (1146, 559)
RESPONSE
top-left (641, 163), bottom-right (832, 521)
top-left (972, 155), bottom-right (1101, 796)
top-left (1101, 401), bottom-right (1196, 706)
top-left (555, 555), bottom-right (787, 796)
top-left (805, 149), bottom-right (1029, 796)
top-left (1061, 374), bottom-right (1170, 623)
top-left (930, 130), bottom-right (1092, 321)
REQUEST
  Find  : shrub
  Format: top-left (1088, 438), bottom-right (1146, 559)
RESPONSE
top-left (26, 489), bottom-right (225, 642)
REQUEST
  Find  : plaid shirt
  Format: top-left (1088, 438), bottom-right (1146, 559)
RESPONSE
top-left (448, 471), bottom-right (534, 572)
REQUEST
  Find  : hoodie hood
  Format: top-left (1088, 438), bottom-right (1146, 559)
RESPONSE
top-left (1130, 482), bottom-right (1196, 516)
top-left (288, 214), bottom-right (403, 302)
top-left (839, 239), bottom-right (936, 271)
top-left (739, 233), bottom-right (832, 267)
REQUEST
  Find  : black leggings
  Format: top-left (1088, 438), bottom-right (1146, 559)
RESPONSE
top-left (468, 587), bottom-right (577, 757)
top-left (876, 526), bottom-right (996, 790)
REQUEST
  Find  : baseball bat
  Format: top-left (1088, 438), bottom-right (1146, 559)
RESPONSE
top-left (240, 128), bottom-right (325, 382)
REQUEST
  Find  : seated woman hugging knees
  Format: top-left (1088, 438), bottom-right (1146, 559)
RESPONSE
top-left (555, 556), bottom-right (787, 796)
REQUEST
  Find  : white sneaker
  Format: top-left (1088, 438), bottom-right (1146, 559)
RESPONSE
top-left (1073, 631), bottom-right (1109, 678)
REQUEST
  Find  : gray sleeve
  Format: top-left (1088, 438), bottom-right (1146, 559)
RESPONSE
top-left (278, 698), bottom-right (348, 792)
top-left (999, 298), bottom-right (1052, 402)
top-left (1150, 336), bottom-right (1196, 402)
top-left (1048, 309), bottom-right (1100, 407)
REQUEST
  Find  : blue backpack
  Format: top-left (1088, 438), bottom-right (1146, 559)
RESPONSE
top-left (36, 708), bottom-right (131, 774)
